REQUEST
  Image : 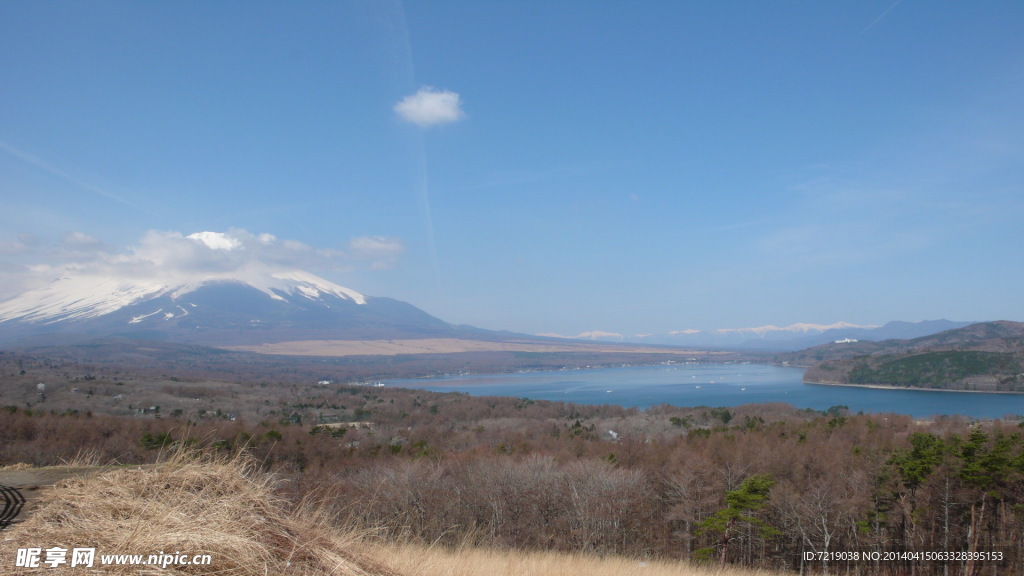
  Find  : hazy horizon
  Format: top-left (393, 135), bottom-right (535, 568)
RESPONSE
top-left (2, 2), bottom-right (1022, 336)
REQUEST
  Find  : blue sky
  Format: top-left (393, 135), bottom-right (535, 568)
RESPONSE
top-left (1, 1), bottom-right (1022, 336)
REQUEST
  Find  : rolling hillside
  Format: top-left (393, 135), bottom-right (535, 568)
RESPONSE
top-left (787, 321), bottom-right (1024, 392)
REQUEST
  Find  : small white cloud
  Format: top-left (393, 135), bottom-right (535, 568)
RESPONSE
top-left (577, 330), bottom-right (625, 341)
top-left (348, 236), bottom-right (405, 269)
top-left (0, 233), bottom-right (39, 255)
top-left (62, 232), bottom-right (103, 250)
top-left (535, 330), bottom-right (624, 341)
top-left (187, 231), bottom-right (242, 251)
top-left (394, 86), bottom-right (466, 128)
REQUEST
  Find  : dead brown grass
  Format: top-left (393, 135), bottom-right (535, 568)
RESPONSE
top-left (0, 450), bottom-right (397, 576)
top-left (378, 543), bottom-right (788, 576)
top-left (0, 463), bottom-right (33, 470)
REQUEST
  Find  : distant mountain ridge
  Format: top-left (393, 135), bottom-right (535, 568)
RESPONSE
top-left (548, 320), bottom-right (976, 351)
top-left (785, 321), bottom-right (1024, 392)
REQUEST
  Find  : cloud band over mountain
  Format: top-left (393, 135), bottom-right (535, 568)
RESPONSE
top-left (0, 229), bottom-right (402, 301)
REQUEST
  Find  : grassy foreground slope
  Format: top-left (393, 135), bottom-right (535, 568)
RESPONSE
top-left (1, 452), bottom-right (394, 576)
top-left (0, 453), bottom-right (781, 576)
top-left (386, 545), bottom-right (783, 576)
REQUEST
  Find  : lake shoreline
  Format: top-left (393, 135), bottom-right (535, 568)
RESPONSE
top-left (385, 364), bottom-right (1024, 419)
top-left (804, 380), bottom-right (1024, 395)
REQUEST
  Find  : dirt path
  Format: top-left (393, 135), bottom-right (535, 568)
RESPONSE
top-left (0, 467), bottom-right (108, 530)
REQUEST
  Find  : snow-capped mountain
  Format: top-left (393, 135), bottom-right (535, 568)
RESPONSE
top-left (0, 230), bottom-right (472, 345)
top-left (0, 269), bottom-right (457, 345)
top-left (0, 270), bottom-right (365, 325)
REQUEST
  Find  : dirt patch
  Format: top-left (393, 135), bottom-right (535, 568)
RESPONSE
top-left (0, 466), bottom-right (137, 530)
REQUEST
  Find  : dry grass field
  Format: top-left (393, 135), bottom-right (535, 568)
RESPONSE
top-left (380, 544), bottom-right (787, 576)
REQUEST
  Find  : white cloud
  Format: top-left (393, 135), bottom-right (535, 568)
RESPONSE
top-left (0, 233), bottom-right (39, 255)
top-left (186, 231), bottom-right (241, 251)
top-left (62, 232), bottom-right (104, 250)
top-left (394, 86), bottom-right (466, 127)
top-left (579, 330), bottom-right (624, 341)
top-left (347, 236), bottom-right (405, 269)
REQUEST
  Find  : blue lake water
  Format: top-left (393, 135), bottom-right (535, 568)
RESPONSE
top-left (384, 363), bottom-right (1024, 420)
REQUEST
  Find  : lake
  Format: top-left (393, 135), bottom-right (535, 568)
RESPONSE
top-left (384, 363), bottom-right (1024, 420)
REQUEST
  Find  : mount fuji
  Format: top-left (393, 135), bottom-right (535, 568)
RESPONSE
top-left (0, 270), bottom-right (465, 346)
top-left (0, 231), bottom-right (472, 346)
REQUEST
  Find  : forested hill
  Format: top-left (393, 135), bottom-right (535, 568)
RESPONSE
top-left (781, 321), bottom-right (1024, 392)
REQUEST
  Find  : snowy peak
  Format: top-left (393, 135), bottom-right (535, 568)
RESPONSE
top-left (268, 271), bottom-right (366, 305)
top-left (0, 229), bottom-right (460, 345)
top-left (711, 321), bottom-right (879, 338)
top-left (0, 276), bottom-right (169, 325)
top-left (0, 270), bottom-right (366, 326)
top-left (0, 268), bottom-right (457, 346)
top-left (0, 228), bottom-right (369, 327)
